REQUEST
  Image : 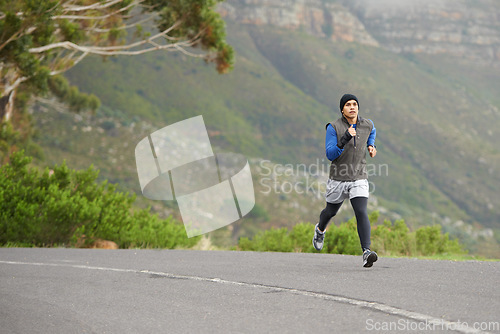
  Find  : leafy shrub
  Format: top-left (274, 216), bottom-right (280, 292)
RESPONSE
top-left (372, 219), bottom-right (414, 256)
top-left (323, 218), bottom-right (362, 255)
top-left (239, 227), bottom-right (294, 252)
top-left (237, 213), bottom-right (465, 257)
top-left (415, 225), bottom-right (464, 256)
top-left (289, 223), bottom-right (315, 252)
top-left (0, 151), bottom-right (199, 248)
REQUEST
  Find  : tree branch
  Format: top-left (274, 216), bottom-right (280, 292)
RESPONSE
top-left (30, 21), bottom-right (183, 54)
top-left (53, 0), bottom-right (139, 20)
top-left (0, 31), bottom-right (23, 52)
top-left (2, 76), bottom-right (27, 98)
top-left (172, 44), bottom-right (206, 58)
top-left (49, 51), bottom-right (89, 76)
top-left (61, 0), bottom-right (124, 13)
top-left (29, 35), bottom-right (201, 57)
top-left (0, 25), bottom-right (36, 52)
top-left (85, 15), bottom-right (155, 33)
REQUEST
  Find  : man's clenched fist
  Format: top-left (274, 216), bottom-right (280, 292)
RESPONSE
top-left (348, 124), bottom-right (356, 137)
top-left (368, 145), bottom-right (377, 158)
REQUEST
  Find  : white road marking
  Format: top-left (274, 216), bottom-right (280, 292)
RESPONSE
top-left (0, 260), bottom-right (490, 334)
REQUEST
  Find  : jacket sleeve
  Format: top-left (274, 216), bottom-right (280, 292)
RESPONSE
top-left (326, 124), bottom-right (344, 161)
top-left (367, 120), bottom-right (376, 147)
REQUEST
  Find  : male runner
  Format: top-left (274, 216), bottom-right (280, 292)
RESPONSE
top-left (313, 93), bottom-right (378, 267)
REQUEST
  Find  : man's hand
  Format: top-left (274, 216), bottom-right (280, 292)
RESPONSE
top-left (348, 124), bottom-right (356, 137)
top-left (338, 125), bottom-right (355, 149)
top-left (368, 145), bottom-right (377, 158)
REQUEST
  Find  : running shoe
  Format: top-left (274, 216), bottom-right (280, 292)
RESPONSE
top-left (363, 249), bottom-right (378, 268)
top-left (313, 224), bottom-right (325, 251)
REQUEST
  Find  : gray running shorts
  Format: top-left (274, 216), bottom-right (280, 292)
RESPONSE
top-left (325, 179), bottom-right (369, 204)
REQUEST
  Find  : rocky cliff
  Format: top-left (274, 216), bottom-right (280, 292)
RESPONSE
top-left (220, 0), bottom-right (500, 66)
top-left (218, 0), bottom-right (380, 46)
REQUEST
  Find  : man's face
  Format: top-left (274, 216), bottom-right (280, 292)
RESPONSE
top-left (342, 100), bottom-right (358, 120)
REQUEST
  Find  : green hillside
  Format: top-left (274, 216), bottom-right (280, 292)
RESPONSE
top-left (245, 25), bottom-right (500, 226)
top-left (32, 20), bottom-right (499, 256)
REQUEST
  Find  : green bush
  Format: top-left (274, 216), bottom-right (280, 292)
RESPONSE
top-left (237, 213), bottom-right (465, 257)
top-left (324, 218), bottom-right (362, 255)
top-left (0, 151), bottom-right (199, 248)
top-left (239, 227), bottom-right (294, 252)
top-left (415, 225), bottom-right (464, 256)
top-left (372, 219), bottom-right (414, 256)
top-left (289, 222), bottom-right (315, 252)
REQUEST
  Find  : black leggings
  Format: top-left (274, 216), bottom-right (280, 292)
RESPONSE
top-left (317, 197), bottom-right (371, 251)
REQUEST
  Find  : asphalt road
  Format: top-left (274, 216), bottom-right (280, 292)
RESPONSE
top-left (0, 248), bottom-right (499, 334)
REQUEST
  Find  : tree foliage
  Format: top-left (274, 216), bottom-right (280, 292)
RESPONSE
top-left (0, 0), bottom-right (234, 122)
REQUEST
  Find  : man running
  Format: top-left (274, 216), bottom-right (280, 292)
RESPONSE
top-left (313, 93), bottom-right (378, 267)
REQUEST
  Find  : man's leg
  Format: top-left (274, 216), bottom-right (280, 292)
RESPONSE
top-left (350, 196), bottom-right (371, 251)
top-left (318, 202), bottom-right (343, 232)
top-left (313, 202), bottom-right (343, 251)
top-left (350, 196), bottom-right (378, 267)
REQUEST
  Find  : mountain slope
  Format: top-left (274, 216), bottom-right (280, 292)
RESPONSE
top-left (244, 24), bottom-right (500, 227)
top-left (61, 20), bottom-right (499, 227)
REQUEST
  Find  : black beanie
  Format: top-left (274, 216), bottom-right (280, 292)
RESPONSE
top-left (339, 94), bottom-right (359, 112)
